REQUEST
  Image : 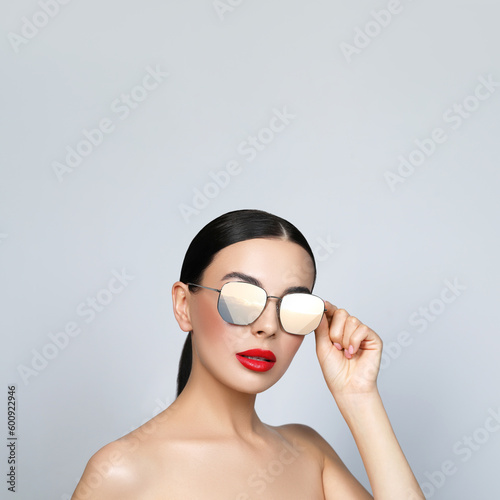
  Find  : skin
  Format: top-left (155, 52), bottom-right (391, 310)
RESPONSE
top-left (71, 238), bottom-right (425, 500)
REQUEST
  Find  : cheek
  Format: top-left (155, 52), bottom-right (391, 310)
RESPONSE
top-left (191, 297), bottom-right (240, 354)
top-left (192, 297), bottom-right (223, 340)
top-left (279, 335), bottom-right (305, 366)
top-left (290, 336), bottom-right (305, 354)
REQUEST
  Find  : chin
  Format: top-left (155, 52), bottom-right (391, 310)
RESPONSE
top-left (224, 368), bottom-right (288, 395)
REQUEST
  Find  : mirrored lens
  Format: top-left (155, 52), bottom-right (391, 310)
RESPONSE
top-left (280, 293), bottom-right (324, 335)
top-left (218, 282), bottom-right (267, 325)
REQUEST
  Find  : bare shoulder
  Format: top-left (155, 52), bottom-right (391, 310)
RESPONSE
top-left (270, 423), bottom-right (373, 499)
top-left (269, 422), bottom-right (339, 461)
top-left (72, 407), bottom-right (180, 499)
top-left (71, 436), bottom-right (144, 500)
top-left (71, 414), bottom-right (171, 500)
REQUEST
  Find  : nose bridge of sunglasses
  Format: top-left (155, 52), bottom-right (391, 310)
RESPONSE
top-left (262, 293), bottom-right (280, 308)
top-left (256, 294), bottom-right (283, 323)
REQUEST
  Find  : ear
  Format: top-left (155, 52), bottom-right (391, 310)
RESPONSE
top-left (172, 281), bottom-right (193, 332)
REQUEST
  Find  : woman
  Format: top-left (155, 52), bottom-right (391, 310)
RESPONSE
top-left (72, 209), bottom-right (424, 499)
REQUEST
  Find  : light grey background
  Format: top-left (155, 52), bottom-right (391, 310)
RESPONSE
top-left (1, 1), bottom-right (499, 498)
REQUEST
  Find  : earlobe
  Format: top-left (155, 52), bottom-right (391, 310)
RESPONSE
top-left (172, 281), bottom-right (193, 332)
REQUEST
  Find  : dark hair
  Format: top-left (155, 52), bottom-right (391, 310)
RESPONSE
top-left (176, 209), bottom-right (317, 397)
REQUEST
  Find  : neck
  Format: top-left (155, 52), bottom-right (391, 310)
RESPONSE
top-left (173, 356), bottom-right (265, 442)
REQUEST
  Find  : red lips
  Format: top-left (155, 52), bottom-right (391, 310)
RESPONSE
top-left (236, 349), bottom-right (276, 372)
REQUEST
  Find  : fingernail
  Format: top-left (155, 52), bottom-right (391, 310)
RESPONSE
top-left (345, 350), bottom-right (352, 359)
top-left (348, 345), bottom-right (354, 355)
top-left (333, 342), bottom-right (342, 350)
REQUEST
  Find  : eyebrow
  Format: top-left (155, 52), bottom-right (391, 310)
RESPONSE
top-left (220, 271), bottom-right (312, 295)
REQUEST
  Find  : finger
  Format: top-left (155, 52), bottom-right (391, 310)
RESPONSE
top-left (327, 307), bottom-right (350, 346)
top-left (338, 315), bottom-right (359, 358)
top-left (343, 316), bottom-right (366, 359)
top-left (315, 300), bottom-right (342, 350)
top-left (323, 300), bottom-right (338, 319)
top-left (313, 301), bottom-right (339, 352)
top-left (344, 323), bottom-right (378, 359)
top-left (341, 315), bottom-right (362, 349)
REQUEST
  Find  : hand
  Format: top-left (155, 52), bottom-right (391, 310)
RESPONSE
top-left (314, 301), bottom-right (383, 398)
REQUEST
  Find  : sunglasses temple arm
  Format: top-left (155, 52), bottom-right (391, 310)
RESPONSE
top-left (187, 283), bottom-right (221, 293)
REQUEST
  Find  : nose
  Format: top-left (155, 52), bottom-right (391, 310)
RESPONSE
top-left (250, 296), bottom-right (281, 337)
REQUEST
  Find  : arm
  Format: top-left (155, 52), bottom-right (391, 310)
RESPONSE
top-left (314, 303), bottom-right (424, 500)
top-left (334, 390), bottom-right (423, 499)
top-left (278, 423), bottom-right (373, 499)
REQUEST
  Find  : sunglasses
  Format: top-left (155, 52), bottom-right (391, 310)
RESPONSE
top-left (187, 281), bottom-right (326, 335)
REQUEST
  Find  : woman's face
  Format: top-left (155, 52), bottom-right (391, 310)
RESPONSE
top-left (186, 237), bottom-right (316, 394)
